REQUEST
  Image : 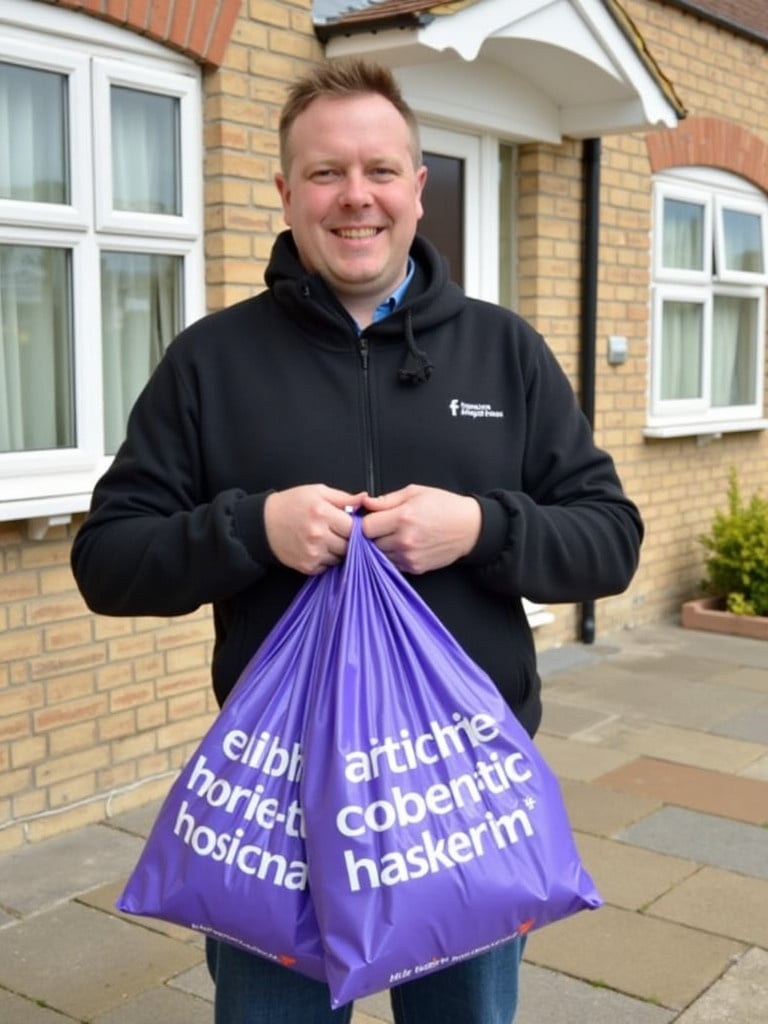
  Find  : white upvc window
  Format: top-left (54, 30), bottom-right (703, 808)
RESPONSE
top-left (646, 168), bottom-right (768, 438)
top-left (0, 4), bottom-right (204, 523)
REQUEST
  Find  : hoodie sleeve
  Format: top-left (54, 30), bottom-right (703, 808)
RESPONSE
top-left (463, 336), bottom-right (643, 603)
top-left (71, 347), bottom-right (276, 617)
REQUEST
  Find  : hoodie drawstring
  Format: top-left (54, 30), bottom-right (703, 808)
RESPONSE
top-left (398, 309), bottom-right (434, 384)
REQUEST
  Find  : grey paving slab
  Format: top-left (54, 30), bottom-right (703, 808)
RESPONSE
top-left (356, 989), bottom-right (393, 1022)
top-left (92, 985), bottom-right (213, 1024)
top-left (559, 777), bottom-right (660, 837)
top-left (516, 962), bottom-right (676, 1024)
top-left (674, 947), bottom-right (768, 1024)
top-left (708, 706), bottom-right (768, 743)
top-left (581, 719), bottom-right (765, 775)
top-left (646, 866), bottom-right (768, 947)
top-left (78, 879), bottom-right (204, 946)
top-left (742, 752), bottom-right (768, 780)
top-left (0, 988), bottom-right (72, 1024)
top-left (574, 832), bottom-right (698, 911)
top-left (0, 901), bottom-right (202, 1020)
top-left (655, 629), bottom-right (768, 670)
top-left (167, 961), bottom-right (215, 1001)
top-left (538, 644), bottom-right (611, 678)
top-left (107, 802), bottom-right (164, 840)
top-left (538, 700), bottom-right (616, 738)
top-left (705, 665), bottom-right (768, 694)
top-left (525, 904), bottom-right (744, 1009)
top-left (0, 824), bottom-right (144, 917)
top-left (540, 667), bottom-right (766, 732)
top-left (619, 807), bottom-right (768, 880)
top-left (534, 733), bottom-right (635, 782)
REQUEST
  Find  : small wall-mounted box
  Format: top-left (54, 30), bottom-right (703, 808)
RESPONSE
top-left (607, 335), bottom-right (628, 365)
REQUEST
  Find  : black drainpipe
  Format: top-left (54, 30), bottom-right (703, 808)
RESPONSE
top-left (579, 137), bottom-right (601, 644)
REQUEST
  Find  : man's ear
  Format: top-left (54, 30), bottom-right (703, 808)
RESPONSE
top-left (275, 173), bottom-right (292, 224)
top-left (415, 164), bottom-right (428, 220)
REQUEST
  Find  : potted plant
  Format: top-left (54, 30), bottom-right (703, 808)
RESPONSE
top-left (681, 468), bottom-right (768, 639)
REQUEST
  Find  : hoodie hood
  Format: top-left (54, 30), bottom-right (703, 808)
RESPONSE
top-left (264, 230), bottom-right (466, 383)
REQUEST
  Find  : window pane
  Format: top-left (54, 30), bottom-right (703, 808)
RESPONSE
top-left (660, 300), bottom-right (703, 400)
top-left (0, 62), bottom-right (69, 203)
top-left (0, 245), bottom-right (74, 452)
top-left (111, 87), bottom-right (180, 215)
top-left (722, 209), bottom-right (764, 273)
top-left (101, 251), bottom-right (182, 454)
top-left (662, 198), bottom-right (704, 271)
top-left (712, 296), bottom-right (758, 406)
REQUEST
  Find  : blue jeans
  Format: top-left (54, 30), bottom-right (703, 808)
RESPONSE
top-left (206, 937), bottom-right (524, 1024)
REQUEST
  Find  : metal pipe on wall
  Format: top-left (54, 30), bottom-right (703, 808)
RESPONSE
top-left (579, 137), bottom-right (601, 644)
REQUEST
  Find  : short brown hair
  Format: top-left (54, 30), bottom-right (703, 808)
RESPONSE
top-left (278, 58), bottom-right (422, 174)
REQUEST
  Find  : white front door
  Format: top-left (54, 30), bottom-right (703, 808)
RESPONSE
top-left (419, 125), bottom-right (499, 303)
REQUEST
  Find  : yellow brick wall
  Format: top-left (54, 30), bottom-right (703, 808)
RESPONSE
top-left (2, 0), bottom-right (767, 849)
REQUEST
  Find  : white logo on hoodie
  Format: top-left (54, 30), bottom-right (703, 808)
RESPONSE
top-left (448, 399), bottom-right (504, 420)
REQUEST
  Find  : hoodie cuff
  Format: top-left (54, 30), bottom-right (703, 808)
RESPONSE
top-left (462, 494), bottom-right (509, 566)
top-left (232, 491), bottom-right (278, 565)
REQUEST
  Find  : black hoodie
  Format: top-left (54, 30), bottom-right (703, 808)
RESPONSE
top-left (71, 231), bottom-right (643, 735)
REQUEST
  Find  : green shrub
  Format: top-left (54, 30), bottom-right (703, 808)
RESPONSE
top-left (700, 469), bottom-right (768, 617)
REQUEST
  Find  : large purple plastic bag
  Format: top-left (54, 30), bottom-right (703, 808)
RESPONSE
top-left (302, 517), bottom-right (602, 1007)
top-left (116, 566), bottom-right (344, 983)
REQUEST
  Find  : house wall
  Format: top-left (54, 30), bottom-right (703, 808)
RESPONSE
top-left (1, 0), bottom-right (766, 850)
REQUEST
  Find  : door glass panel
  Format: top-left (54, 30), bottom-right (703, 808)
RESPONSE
top-left (0, 244), bottom-right (74, 451)
top-left (101, 251), bottom-right (182, 454)
top-left (0, 62), bottom-right (69, 204)
top-left (421, 152), bottom-right (464, 288)
top-left (711, 295), bottom-right (757, 406)
top-left (722, 209), bottom-right (763, 273)
top-left (111, 86), bottom-right (180, 215)
top-left (662, 198), bottom-right (704, 271)
top-left (660, 299), bottom-right (703, 400)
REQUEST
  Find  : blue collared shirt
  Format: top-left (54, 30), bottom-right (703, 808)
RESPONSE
top-left (364, 257), bottom-right (415, 328)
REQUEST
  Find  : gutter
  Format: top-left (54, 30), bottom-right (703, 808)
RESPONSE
top-left (579, 137), bottom-right (601, 644)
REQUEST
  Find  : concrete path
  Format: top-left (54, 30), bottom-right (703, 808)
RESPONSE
top-left (1, 623), bottom-right (766, 1023)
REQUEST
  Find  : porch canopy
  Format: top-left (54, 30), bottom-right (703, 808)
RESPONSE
top-left (314, 0), bottom-right (685, 143)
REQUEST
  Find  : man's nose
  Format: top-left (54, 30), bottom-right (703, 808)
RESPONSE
top-left (339, 170), bottom-right (372, 206)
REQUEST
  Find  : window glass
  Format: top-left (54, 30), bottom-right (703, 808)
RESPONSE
top-left (0, 62), bottom-right (68, 203)
top-left (0, 244), bottom-right (74, 452)
top-left (662, 198), bottom-right (705, 271)
top-left (711, 295), bottom-right (757, 406)
top-left (660, 299), bottom-right (702, 400)
top-left (722, 209), bottom-right (763, 274)
top-left (111, 86), bottom-right (180, 215)
top-left (101, 250), bottom-right (182, 454)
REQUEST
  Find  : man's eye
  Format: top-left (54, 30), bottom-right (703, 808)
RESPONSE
top-left (311, 169), bottom-right (338, 181)
top-left (370, 167), bottom-right (395, 179)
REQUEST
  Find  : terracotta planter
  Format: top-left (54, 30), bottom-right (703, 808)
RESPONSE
top-left (681, 596), bottom-right (768, 640)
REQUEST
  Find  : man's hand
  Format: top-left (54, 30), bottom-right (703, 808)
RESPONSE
top-left (361, 485), bottom-right (481, 574)
top-left (264, 485), bottom-right (367, 574)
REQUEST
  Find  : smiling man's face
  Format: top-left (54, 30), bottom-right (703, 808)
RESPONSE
top-left (275, 92), bottom-right (427, 325)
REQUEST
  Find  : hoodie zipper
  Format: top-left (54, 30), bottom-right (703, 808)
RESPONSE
top-left (358, 333), bottom-right (376, 495)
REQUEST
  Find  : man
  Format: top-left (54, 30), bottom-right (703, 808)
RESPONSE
top-left (72, 58), bottom-right (643, 1024)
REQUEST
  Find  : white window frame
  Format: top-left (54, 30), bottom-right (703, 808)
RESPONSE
top-left (0, 4), bottom-right (204, 523)
top-left (646, 168), bottom-right (768, 438)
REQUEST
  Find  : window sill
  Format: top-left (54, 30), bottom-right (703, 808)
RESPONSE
top-left (522, 599), bottom-right (555, 629)
top-left (643, 418), bottom-right (768, 439)
top-left (0, 492), bottom-right (92, 528)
